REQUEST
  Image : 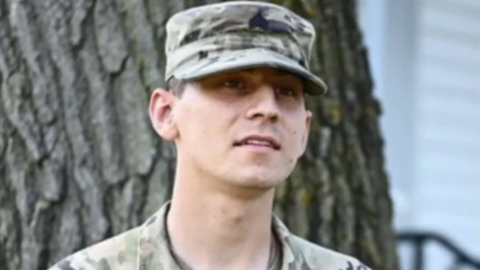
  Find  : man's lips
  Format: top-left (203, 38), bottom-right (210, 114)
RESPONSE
top-left (233, 135), bottom-right (281, 150)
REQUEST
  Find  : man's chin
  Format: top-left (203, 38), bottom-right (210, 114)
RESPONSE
top-left (227, 173), bottom-right (286, 190)
top-left (216, 163), bottom-right (292, 191)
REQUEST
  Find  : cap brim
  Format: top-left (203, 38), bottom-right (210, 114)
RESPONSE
top-left (173, 48), bottom-right (327, 95)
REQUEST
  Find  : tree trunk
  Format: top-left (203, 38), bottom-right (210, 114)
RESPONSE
top-left (0, 0), bottom-right (399, 269)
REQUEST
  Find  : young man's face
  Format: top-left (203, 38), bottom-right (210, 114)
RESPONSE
top-left (150, 67), bottom-right (312, 190)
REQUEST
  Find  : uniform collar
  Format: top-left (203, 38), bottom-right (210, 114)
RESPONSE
top-left (138, 201), bottom-right (177, 269)
top-left (271, 214), bottom-right (308, 269)
top-left (137, 201), bottom-right (306, 270)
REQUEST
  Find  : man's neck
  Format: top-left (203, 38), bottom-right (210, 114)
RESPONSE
top-left (166, 170), bottom-right (276, 270)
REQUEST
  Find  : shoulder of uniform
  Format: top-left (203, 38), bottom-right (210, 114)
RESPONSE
top-left (47, 227), bottom-right (142, 270)
top-left (288, 235), bottom-right (373, 270)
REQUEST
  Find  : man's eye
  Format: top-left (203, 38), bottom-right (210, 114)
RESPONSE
top-left (223, 79), bottom-right (247, 89)
top-left (277, 87), bottom-right (297, 97)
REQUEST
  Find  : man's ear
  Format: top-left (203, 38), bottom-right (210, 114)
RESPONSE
top-left (148, 88), bottom-right (179, 141)
top-left (299, 110), bottom-right (312, 157)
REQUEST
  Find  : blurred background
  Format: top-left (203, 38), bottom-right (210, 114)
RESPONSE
top-left (357, 0), bottom-right (479, 269)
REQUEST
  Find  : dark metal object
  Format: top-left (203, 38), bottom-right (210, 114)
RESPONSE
top-left (397, 231), bottom-right (480, 270)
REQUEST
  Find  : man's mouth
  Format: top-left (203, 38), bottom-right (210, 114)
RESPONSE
top-left (233, 135), bottom-right (281, 150)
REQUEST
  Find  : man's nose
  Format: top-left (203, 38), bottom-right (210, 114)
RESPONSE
top-left (245, 86), bottom-right (280, 121)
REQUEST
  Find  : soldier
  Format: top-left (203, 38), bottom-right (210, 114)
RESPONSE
top-left (49, 1), bottom-right (372, 270)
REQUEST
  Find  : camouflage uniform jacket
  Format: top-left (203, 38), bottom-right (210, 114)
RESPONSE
top-left (49, 202), bottom-right (371, 270)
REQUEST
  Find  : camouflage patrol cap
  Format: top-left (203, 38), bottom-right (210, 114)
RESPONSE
top-left (164, 1), bottom-right (328, 95)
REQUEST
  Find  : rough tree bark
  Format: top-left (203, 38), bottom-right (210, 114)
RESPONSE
top-left (0, 0), bottom-right (399, 269)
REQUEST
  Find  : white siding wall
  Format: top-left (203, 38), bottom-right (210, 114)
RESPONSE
top-left (412, 0), bottom-right (479, 268)
top-left (359, 0), bottom-right (479, 269)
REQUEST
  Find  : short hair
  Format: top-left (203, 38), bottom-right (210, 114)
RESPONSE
top-left (165, 77), bottom-right (187, 97)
